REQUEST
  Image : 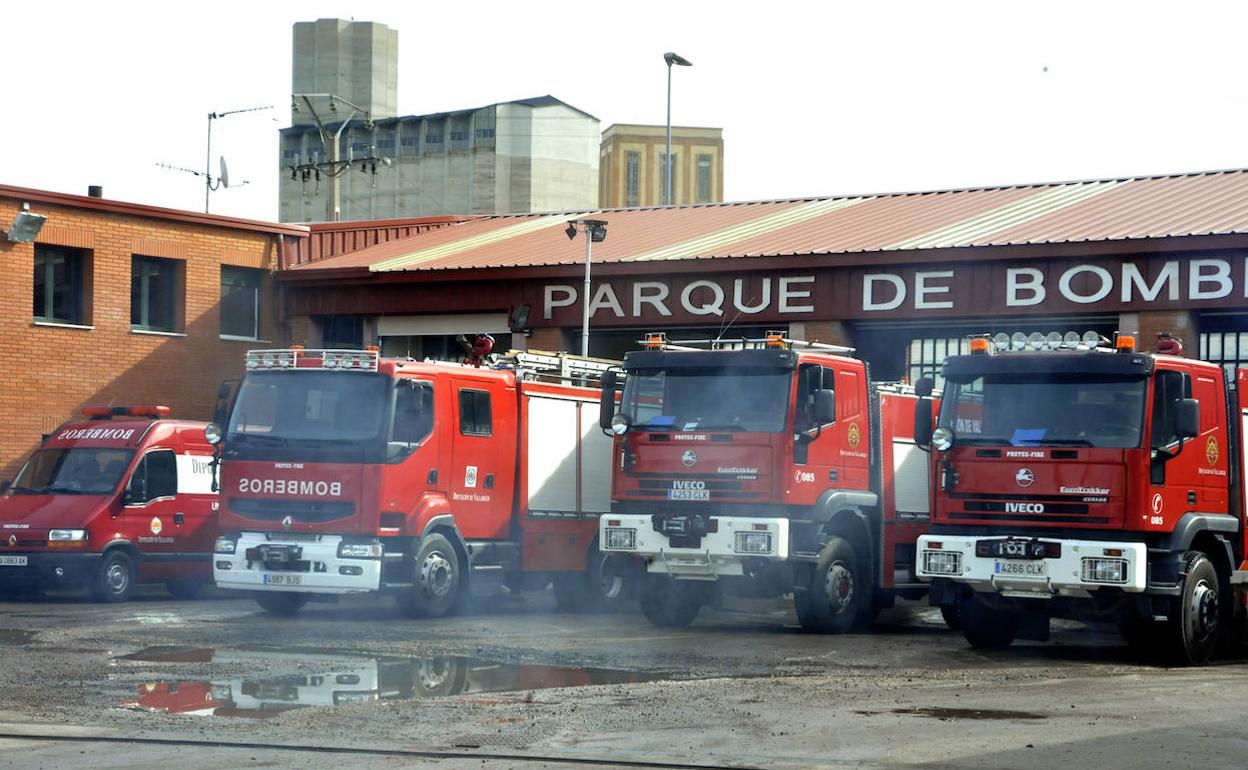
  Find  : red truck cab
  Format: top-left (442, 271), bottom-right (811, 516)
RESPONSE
top-left (597, 334), bottom-right (933, 632)
top-left (0, 406), bottom-right (219, 601)
top-left (915, 334), bottom-right (1247, 664)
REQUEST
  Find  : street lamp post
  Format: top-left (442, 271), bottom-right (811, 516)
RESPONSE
top-left (663, 52), bottom-right (692, 206)
top-left (565, 219), bottom-right (608, 357)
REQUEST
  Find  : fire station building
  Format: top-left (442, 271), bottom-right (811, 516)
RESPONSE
top-left (278, 168), bottom-right (1248, 385)
top-left (0, 184), bottom-right (306, 478)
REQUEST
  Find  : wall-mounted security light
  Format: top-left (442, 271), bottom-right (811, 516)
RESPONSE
top-left (6, 203), bottom-right (47, 243)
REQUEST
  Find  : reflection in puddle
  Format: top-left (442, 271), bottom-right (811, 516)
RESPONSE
top-left (118, 648), bottom-right (671, 718)
top-left (856, 706), bottom-right (1047, 721)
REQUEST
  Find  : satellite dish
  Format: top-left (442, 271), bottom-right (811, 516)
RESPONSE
top-left (218, 157), bottom-right (230, 188)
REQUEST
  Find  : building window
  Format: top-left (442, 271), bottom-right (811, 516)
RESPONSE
top-left (220, 266), bottom-right (263, 339)
top-left (131, 256), bottom-right (180, 332)
top-left (626, 152), bottom-right (640, 207)
top-left (375, 127), bottom-right (396, 156)
top-left (697, 154), bottom-right (712, 203)
top-left (1199, 327), bottom-right (1248, 380)
top-left (281, 134), bottom-right (301, 165)
top-left (474, 127), bottom-right (495, 140)
top-left (458, 389), bottom-right (492, 436)
top-left (399, 124), bottom-right (420, 156)
top-left (33, 245), bottom-right (87, 325)
top-left (320, 315), bottom-right (364, 349)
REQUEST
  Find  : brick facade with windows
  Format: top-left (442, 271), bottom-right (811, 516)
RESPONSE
top-left (0, 185), bottom-right (307, 478)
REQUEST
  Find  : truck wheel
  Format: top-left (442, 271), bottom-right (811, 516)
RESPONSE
top-left (398, 533), bottom-right (461, 619)
top-left (639, 575), bottom-right (706, 628)
top-left (165, 580), bottom-right (203, 600)
top-left (940, 603), bottom-right (961, 631)
top-left (1165, 551), bottom-right (1221, 666)
top-left (793, 536), bottom-right (869, 634)
top-left (960, 594), bottom-right (1017, 649)
top-left (255, 592), bottom-right (308, 616)
top-left (92, 549), bottom-right (137, 603)
top-left (553, 553), bottom-right (632, 614)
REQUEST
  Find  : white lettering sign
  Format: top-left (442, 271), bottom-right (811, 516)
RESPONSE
top-left (862, 273), bottom-right (905, 311)
top-left (236, 478), bottom-right (343, 497)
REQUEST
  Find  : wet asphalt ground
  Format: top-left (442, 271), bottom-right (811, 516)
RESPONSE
top-left (1, 587), bottom-right (1247, 769)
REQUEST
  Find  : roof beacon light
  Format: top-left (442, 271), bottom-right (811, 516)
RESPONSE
top-left (1115, 334), bottom-right (1136, 353)
top-left (765, 331), bottom-right (787, 349)
top-left (82, 406), bottom-right (169, 420)
top-left (969, 337), bottom-right (991, 355)
top-left (644, 332), bottom-right (667, 350)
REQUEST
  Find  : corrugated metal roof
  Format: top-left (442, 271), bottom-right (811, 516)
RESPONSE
top-left (283, 168), bottom-right (1248, 275)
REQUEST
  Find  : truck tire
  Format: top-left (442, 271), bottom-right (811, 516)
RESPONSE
top-left (398, 533), bottom-right (461, 619)
top-left (553, 553), bottom-right (631, 614)
top-left (165, 580), bottom-right (203, 600)
top-left (940, 603), bottom-right (961, 631)
top-left (255, 592), bottom-right (308, 616)
top-left (793, 536), bottom-right (869, 634)
top-left (960, 593), bottom-right (1017, 649)
top-left (1165, 551), bottom-right (1221, 666)
top-left (639, 575), bottom-right (706, 628)
top-left (92, 549), bottom-right (137, 603)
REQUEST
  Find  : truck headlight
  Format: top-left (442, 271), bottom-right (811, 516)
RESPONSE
top-left (931, 427), bottom-right (955, 451)
top-left (337, 540), bottom-right (383, 559)
top-left (204, 423), bottom-right (222, 445)
top-left (1081, 558), bottom-right (1127, 584)
top-left (214, 536), bottom-right (238, 555)
top-left (603, 527), bottom-right (637, 550)
top-left (921, 550), bottom-right (962, 575)
top-left (48, 529), bottom-right (88, 541)
top-left (733, 531), bottom-right (773, 554)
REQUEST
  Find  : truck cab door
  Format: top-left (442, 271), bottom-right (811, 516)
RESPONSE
top-left (122, 449), bottom-right (181, 578)
top-left (1147, 367), bottom-right (1229, 529)
top-left (448, 380), bottom-right (514, 540)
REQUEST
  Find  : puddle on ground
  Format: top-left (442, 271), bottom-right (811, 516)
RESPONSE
top-left (116, 647), bottom-right (673, 718)
top-left (855, 706), bottom-right (1046, 721)
top-left (0, 629), bottom-right (36, 645)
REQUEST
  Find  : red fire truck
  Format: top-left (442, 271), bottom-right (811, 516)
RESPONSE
top-left (596, 333), bottom-right (934, 631)
top-left (0, 407), bottom-right (218, 601)
top-left (914, 333), bottom-right (1248, 664)
top-left (210, 347), bottom-right (625, 617)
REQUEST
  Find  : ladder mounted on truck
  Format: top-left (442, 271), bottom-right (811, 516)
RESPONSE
top-left (495, 349), bottom-right (617, 385)
top-left (638, 330), bottom-right (856, 355)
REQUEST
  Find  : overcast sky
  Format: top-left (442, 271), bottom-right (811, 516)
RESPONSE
top-left (5, 1), bottom-right (1247, 222)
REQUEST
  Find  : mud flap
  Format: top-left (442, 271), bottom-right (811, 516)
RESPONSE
top-left (1015, 607), bottom-right (1050, 642)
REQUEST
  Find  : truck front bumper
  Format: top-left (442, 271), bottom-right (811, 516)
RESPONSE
top-left (0, 551), bottom-right (101, 589)
top-left (915, 534), bottom-right (1147, 597)
top-left (600, 514), bottom-right (789, 579)
top-left (213, 533), bottom-right (382, 595)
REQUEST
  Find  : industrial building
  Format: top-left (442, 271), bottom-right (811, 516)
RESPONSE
top-left (599, 124), bottom-right (724, 208)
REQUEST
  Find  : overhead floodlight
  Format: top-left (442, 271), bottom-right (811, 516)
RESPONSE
top-left (1026, 332), bottom-right (1045, 350)
top-left (1045, 332), bottom-right (1063, 349)
top-left (6, 203), bottom-right (47, 243)
top-left (1010, 332), bottom-right (1027, 351)
top-left (1063, 331), bottom-right (1081, 349)
top-left (565, 223), bottom-right (578, 240)
top-left (992, 333), bottom-right (1010, 352)
top-left (664, 52), bottom-right (693, 67)
top-left (1082, 330), bottom-right (1101, 348)
top-left (589, 224), bottom-right (607, 242)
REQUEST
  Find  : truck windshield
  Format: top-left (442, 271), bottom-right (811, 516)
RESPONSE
top-left (938, 374), bottom-right (1148, 448)
top-left (11, 448), bottom-right (134, 495)
top-left (620, 368), bottom-right (791, 432)
top-left (227, 371), bottom-right (389, 447)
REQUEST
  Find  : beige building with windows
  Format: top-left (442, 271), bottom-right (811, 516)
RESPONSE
top-left (598, 124), bottom-right (724, 208)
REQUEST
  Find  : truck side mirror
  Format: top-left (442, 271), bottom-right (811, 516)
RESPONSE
top-left (599, 370), bottom-right (619, 431)
top-left (813, 389), bottom-right (836, 425)
top-left (914, 398), bottom-right (934, 449)
top-left (915, 376), bottom-right (935, 398)
top-left (1176, 398), bottom-right (1200, 439)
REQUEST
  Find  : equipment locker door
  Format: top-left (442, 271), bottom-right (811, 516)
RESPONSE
top-left (449, 380), bottom-right (514, 540)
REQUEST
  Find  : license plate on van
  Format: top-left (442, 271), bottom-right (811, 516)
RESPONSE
top-left (0, 556), bottom-right (27, 567)
top-left (995, 560), bottom-right (1046, 577)
top-left (263, 574), bottom-right (301, 586)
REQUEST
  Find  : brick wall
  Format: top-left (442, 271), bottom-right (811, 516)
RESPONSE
top-left (1135, 309), bottom-right (1195, 354)
top-left (0, 197), bottom-right (285, 478)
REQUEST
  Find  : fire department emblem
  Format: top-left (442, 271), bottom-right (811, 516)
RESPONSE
top-left (282, 515), bottom-right (293, 531)
top-left (681, 449), bottom-right (698, 468)
top-left (1206, 436), bottom-right (1219, 466)
top-left (7, 535), bottom-right (15, 547)
top-left (847, 423), bottom-right (861, 449)
top-left (1015, 468), bottom-right (1035, 488)
top-left (149, 517), bottom-right (162, 535)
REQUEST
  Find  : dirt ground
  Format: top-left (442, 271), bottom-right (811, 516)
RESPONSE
top-left (1, 587), bottom-right (1246, 769)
